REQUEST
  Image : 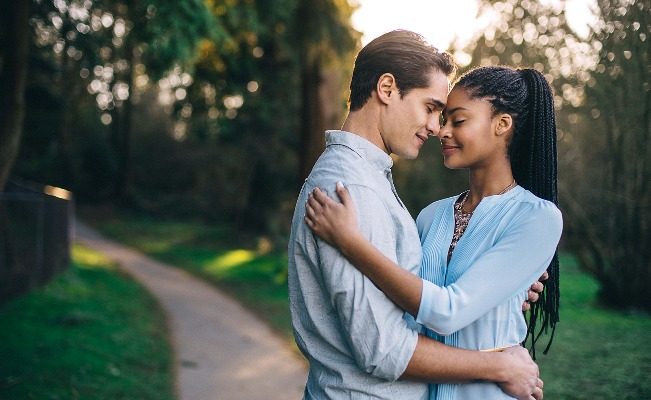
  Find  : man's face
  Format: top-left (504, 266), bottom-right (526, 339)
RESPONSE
top-left (379, 70), bottom-right (449, 159)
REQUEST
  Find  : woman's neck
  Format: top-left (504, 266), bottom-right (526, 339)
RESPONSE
top-left (464, 164), bottom-right (515, 211)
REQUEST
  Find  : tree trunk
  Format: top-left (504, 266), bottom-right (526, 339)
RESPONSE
top-left (113, 29), bottom-right (136, 201)
top-left (0, 0), bottom-right (30, 191)
top-left (58, 42), bottom-right (83, 190)
top-left (298, 59), bottom-right (325, 183)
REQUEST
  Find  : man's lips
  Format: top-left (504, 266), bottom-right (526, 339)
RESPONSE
top-left (416, 134), bottom-right (429, 145)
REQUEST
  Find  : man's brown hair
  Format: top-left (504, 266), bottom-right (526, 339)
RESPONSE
top-left (348, 30), bottom-right (456, 111)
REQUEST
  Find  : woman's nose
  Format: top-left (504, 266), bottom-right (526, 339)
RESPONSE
top-left (437, 122), bottom-right (451, 139)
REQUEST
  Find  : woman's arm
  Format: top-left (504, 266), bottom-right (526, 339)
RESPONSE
top-left (305, 183), bottom-right (423, 316)
top-left (415, 207), bottom-right (561, 334)
top-left (305, 183), bottom-right (559, 333)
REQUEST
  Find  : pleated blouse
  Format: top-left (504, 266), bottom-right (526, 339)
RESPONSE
top-left (415, 186), bottom-right (563, 400)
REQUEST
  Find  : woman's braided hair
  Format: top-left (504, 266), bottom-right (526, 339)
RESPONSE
top-left (455, 66), bottom-right (559, 357)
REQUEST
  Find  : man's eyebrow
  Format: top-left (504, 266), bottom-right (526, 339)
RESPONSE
top-left (427, 98), bottom-right (446, 110)
top-left (443, 106), bottom-right (468, 117)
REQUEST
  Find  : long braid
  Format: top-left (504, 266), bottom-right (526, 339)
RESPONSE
top-left (455, 66), bottom-right (560, 358)
top-left (518, 69), bottom-right (559, 358)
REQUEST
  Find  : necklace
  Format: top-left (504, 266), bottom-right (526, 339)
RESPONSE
top-left (449, 179), bottom-right (517, 261)
top-left (460, 179), bottom-right (517, 213)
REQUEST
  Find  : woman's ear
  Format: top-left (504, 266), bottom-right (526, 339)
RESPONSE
top-left (495, 113), bottom-right (513, 136)
top-left (376, 73), bottom-right (396, 105)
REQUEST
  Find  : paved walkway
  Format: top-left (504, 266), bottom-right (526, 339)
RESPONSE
top-left (75, 221), bottom-right (307, 400)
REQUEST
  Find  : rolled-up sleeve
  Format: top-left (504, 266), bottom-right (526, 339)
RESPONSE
top-left (316, 184), bottom-right (418, 381)
top-left (417, 202), bottom-right (563, 335)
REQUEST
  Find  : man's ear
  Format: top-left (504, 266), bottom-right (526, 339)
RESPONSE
top-left (495, 113), bottom-right (513, 136)
top-left (376, 73), bottom-right (397, 105)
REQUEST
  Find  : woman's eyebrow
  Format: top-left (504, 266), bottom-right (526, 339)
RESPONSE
top-left (443, 106), bottom-right (468, 117)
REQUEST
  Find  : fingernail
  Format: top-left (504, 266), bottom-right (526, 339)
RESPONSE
top-left (336, 181), bottom-right (343, 189)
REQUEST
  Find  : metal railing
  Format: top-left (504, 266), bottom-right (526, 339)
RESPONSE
top-left (0, 180), bottom-right (74, 304)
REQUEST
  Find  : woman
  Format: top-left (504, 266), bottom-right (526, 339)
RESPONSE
top-left (304, 66), bottom-right (563, 399)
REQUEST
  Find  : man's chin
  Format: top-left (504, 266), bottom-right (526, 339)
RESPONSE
top-left (392, 147), bottom-right (421, 160)
top-left (404, 149), bottom-right (421, 160)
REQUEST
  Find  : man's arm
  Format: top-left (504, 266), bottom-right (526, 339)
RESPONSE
top-left (304, 183), bottom-right (420, 381)
top-left (405, 336), bottom-right (542, 400)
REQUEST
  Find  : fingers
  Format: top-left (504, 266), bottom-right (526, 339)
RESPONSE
top-left (313, 183), bottom-right (351, 208)
top-left (305, 201), bottom-right (316, 222)
top-left (528, 289), bottom-right (540, 303)
top-left (312, 187), bottom-right (331, 206)
top-left (525, 375), bottom-right (544, 400)
top-left (525, 279), bottom-right (544, 309)
top-left (335, 181), bottom-right (352, 206)
top-left (539, 271), bottom-right (549, 281)
top-left (307, 193), bottom-right (324, 214)
top-left (531, 281), bottom-right (544, 294)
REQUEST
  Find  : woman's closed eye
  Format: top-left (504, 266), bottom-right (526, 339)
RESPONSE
top-left (453, 119), bottom-right (466, 126)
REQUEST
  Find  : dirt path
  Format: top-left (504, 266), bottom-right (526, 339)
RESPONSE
top-left (75, 221), bottom-right (306, 400)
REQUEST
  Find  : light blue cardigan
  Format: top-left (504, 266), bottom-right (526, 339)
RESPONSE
top-left (415, 186), bottom-right (562, 400)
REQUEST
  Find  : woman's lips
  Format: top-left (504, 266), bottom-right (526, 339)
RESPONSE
top-left (440, 145), bottom-right (459, 156)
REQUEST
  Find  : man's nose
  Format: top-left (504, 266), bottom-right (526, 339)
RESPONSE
top-left (426, 115), bottom-right (440, 136)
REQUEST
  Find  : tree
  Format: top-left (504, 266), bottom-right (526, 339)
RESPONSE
top-left (13, 0), bottom-right (214, 200)
top-left (0, 0), bottom-right (30, 191)
top-left (291, 0), bottom-right (360, 182)
top-left (155, 0), bottom-right (358, 231)
top-left (562, 0), bottom-right (650, 310)
top-left (97, 0), bottom-right (216, 199)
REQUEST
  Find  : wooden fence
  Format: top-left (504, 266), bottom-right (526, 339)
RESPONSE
top-left (0, 180), bottom-right (73, 304)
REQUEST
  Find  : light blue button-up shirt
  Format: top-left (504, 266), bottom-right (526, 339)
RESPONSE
top-left (288, 130), bottom-right (428, 399)
top-left (416, 186), bottom-right (563, 399)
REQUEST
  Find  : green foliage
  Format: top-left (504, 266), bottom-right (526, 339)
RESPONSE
top-left (129, 0), bottom-right (219, 79)
top-left (0, 245), bottom-right (174, 399)
top-left (14, 0), bottom-right (215, 199)
top-left (563, 0), bottom-right (650, 310)
top-left (14, 0), bottom-right (359, 235)
top-left (139, 0), bottom-right (359, 230)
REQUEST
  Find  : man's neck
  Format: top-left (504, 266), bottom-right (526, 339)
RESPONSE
top-left (341, 110), bottom-right (389, 155)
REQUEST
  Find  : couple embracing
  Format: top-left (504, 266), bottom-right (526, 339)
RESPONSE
top-left (288, 30), bottom-right (561, 400)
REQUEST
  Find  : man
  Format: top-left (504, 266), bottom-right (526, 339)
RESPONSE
top-left (288, 30), bottom-right (543, 400)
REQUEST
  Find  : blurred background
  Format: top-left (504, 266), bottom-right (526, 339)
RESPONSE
top-left (1, 0), bottom-right (649, 398)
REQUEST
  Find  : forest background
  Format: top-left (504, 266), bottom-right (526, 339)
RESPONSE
top-left (1, 0), bottom-right (649, 313)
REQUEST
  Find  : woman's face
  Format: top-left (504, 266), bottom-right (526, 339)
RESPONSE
top-left (437, 87), bottom-right (509, 170)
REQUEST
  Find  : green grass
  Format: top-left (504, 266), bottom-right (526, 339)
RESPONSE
top-left (0, 245), bottom-right (175, 400)
top-left (87, 214), bottom-right (651, 399)
top-left (536, 254), bottom-right (651, 399)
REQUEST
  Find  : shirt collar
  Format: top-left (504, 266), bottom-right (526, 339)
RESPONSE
top-left (325, 130), bottom-right (393, 171)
